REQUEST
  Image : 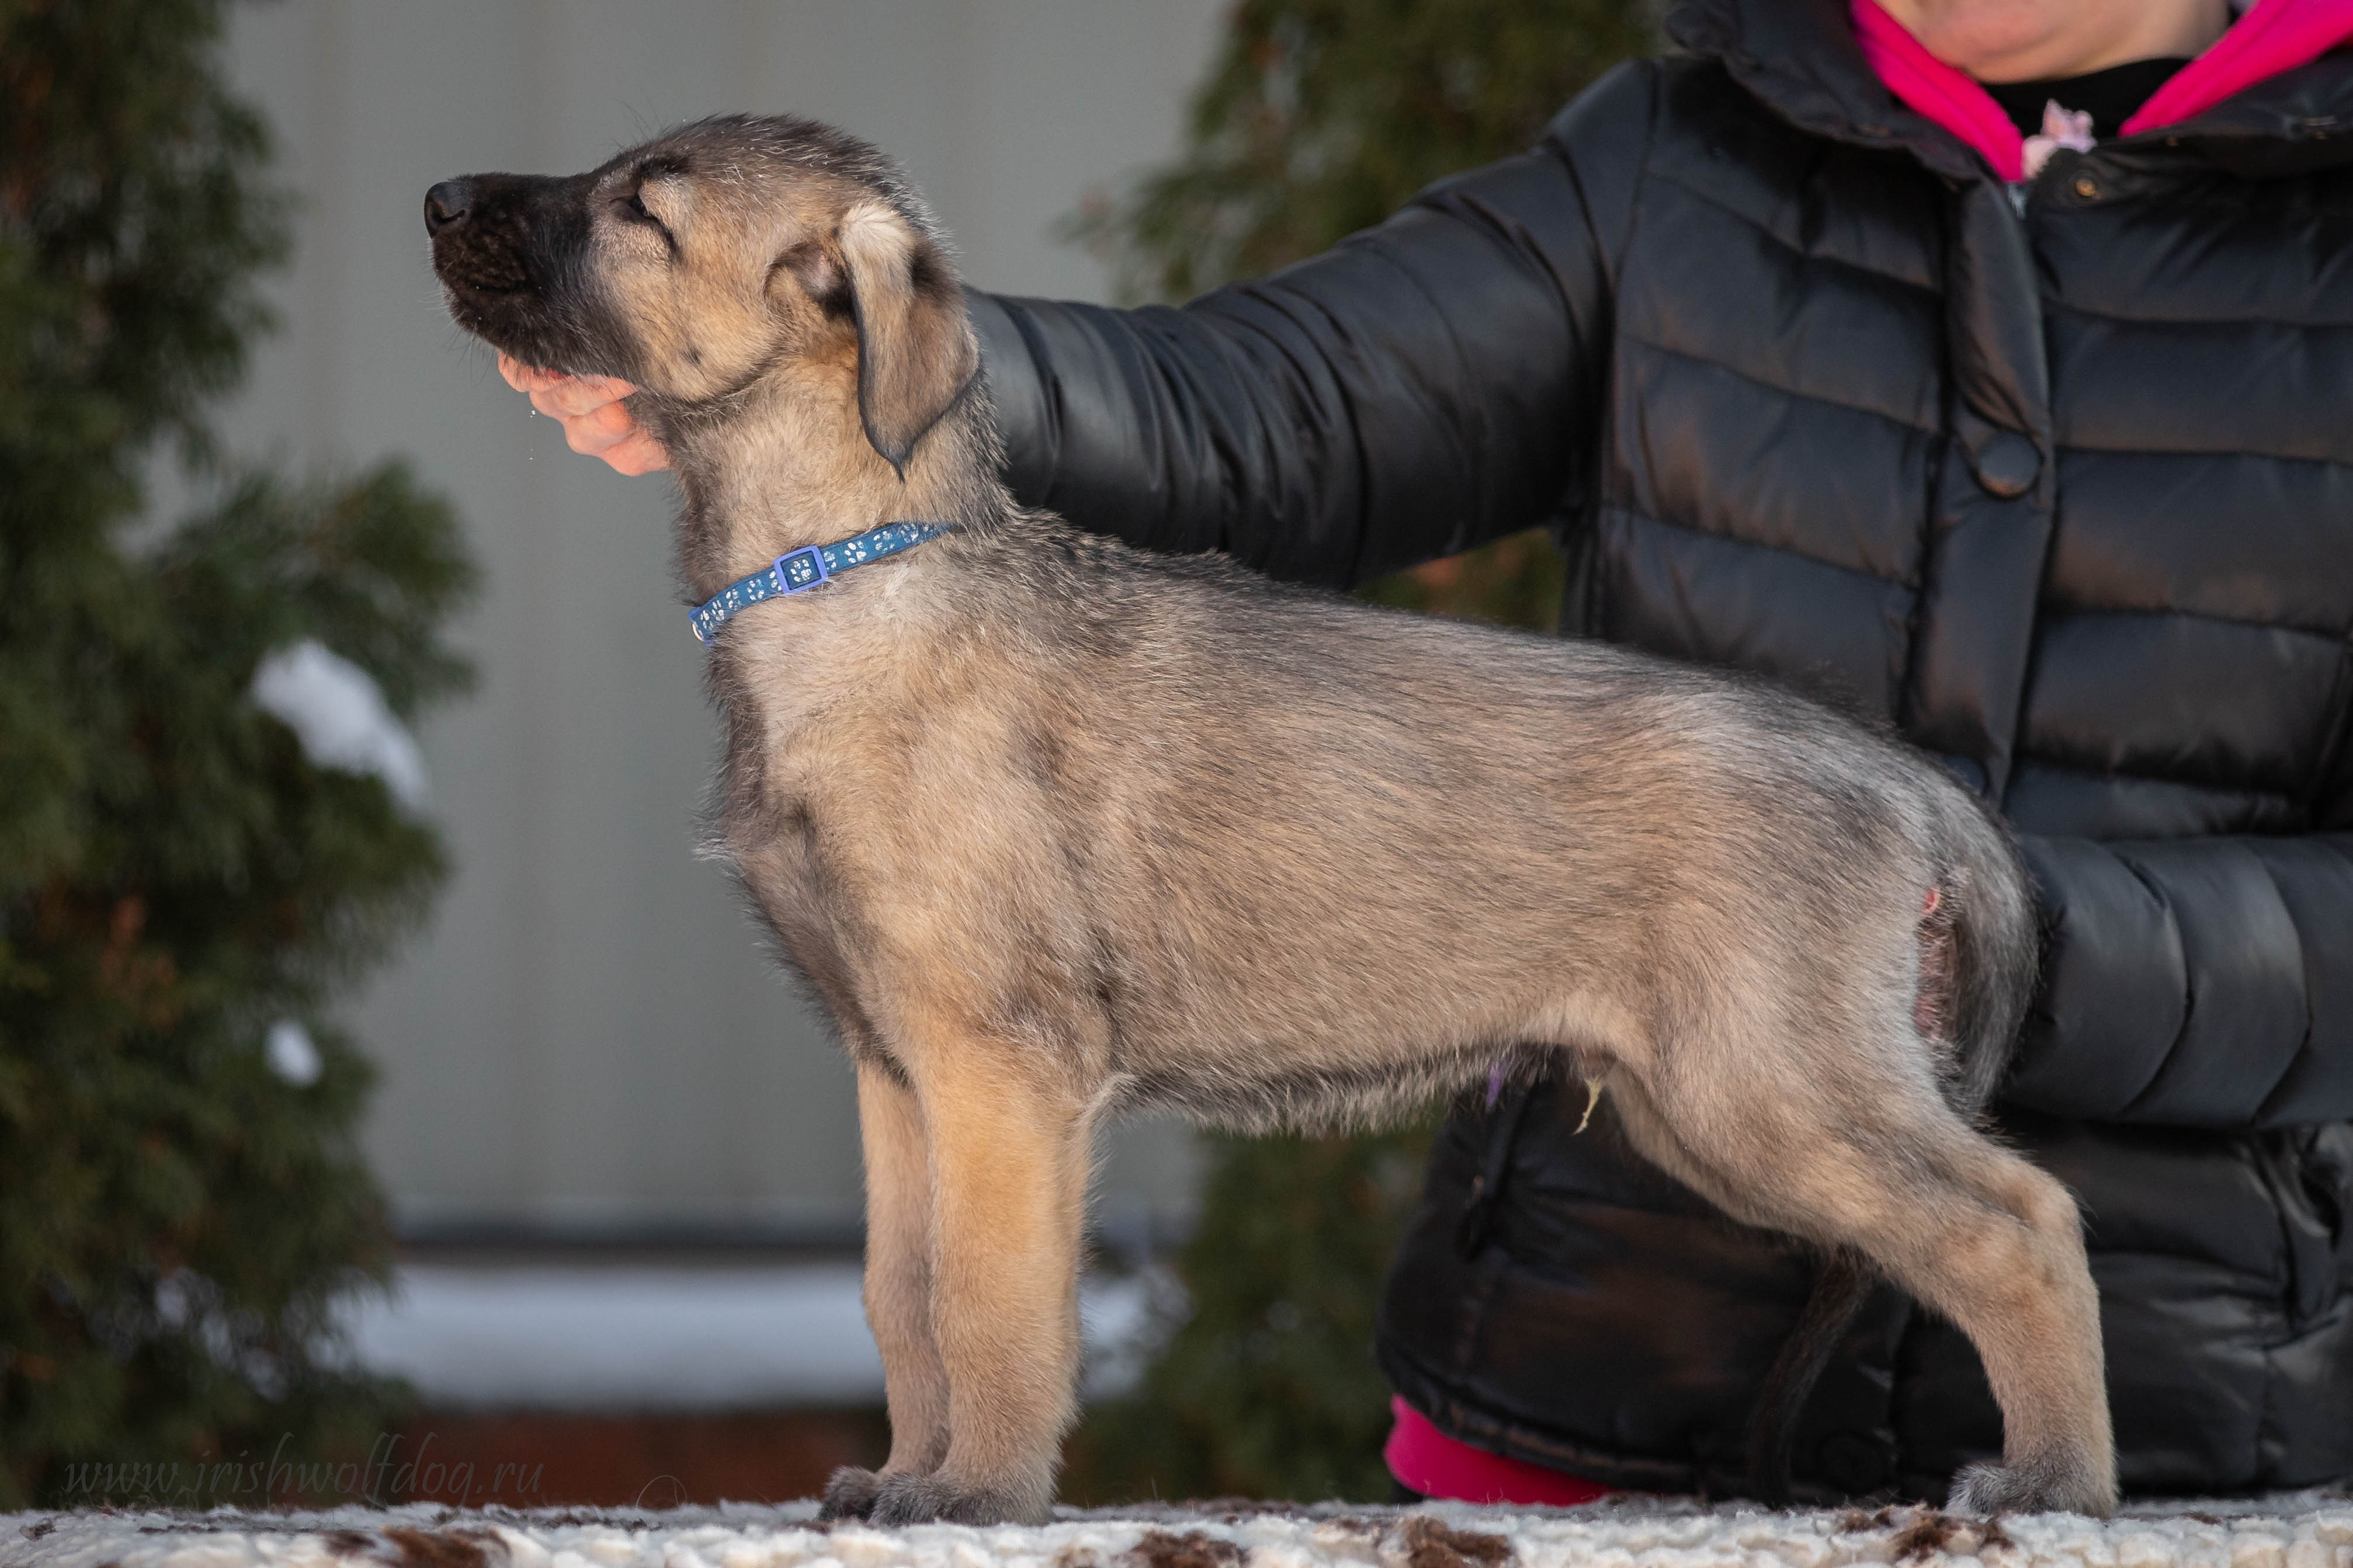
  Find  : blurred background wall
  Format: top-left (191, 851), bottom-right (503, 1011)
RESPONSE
top-left (209, 0), bottom-right (1226, 1249)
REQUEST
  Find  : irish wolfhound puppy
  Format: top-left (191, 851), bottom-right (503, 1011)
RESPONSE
top-left (424, 116), bottom-right (2114, 1525)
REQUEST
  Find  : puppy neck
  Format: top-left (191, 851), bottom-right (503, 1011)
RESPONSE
top-left (654, 371), bottom-right (1009, 602)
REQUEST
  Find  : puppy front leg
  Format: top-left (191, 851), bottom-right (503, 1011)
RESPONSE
top-left (821, 1060), bottom-right (949, 1520)
top-left (869, 1043), bottom-right (1088, 1527)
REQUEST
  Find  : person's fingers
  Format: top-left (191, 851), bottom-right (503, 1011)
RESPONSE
top-left (498, 352), bottom-right (567, 394)
top-left (601, 431), bottom-right (672, 475)
top-left (529, 373), bottom-right (643, 419)
top-left (497, 352), bottom-right (666, 472)
top-left (574, 373), bottom-right (641, 402)
top-left (536, 374), bottom-right (633, 416)
top-left (560, 399), bottom-right (640, 456)
top-left (502, 351), bottom-right (640, 408)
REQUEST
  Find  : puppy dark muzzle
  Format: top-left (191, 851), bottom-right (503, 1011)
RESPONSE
top-left (424, 170), bottom-right (612, 376)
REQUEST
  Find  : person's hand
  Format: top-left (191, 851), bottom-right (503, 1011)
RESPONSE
top-left (498, 352), bottom-right (671, 475)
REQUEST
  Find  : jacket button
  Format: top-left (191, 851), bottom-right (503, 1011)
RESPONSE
top-left (2073, 173), bottom-right (2100, 199)
top-left (1969, 430), bottom-right (2042, 498)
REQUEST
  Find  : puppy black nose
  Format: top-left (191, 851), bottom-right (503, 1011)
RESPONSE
top-left (424, 180), bottom-right (471, 234)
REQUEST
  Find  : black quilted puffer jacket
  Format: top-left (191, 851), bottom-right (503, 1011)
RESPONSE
top-left (970, 0), bottom-right (2353, 1500)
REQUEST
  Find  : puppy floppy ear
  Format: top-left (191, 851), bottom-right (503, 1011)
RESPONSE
top-left (773, 237), bottom-right (852, 318)
top-left (835, 200), bottom-right (978, 478)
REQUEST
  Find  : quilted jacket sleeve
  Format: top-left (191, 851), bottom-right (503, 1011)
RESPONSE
top-left (2007, 833), bottom-right (2353, 1128)
top-left (967, 62), bottom-right (1657, 590)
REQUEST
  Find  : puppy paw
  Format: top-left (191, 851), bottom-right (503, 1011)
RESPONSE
top-left (868, 1470), bottom-right (1048, 1527)
top-left (1948, 1458), bottom-right (2116, 1517)
top-left (818, 1465), bottom-right (884, 1521)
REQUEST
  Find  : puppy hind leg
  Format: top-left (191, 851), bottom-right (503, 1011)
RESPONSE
top-left (1626, 1055), bottom-right (2115, 1516)
top-left (1930, 1155), bottom-right (2115, 1518)
top-left (822, 1060), bottom-right (953, 1521)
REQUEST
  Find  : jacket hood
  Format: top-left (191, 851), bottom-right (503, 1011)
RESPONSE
top-left (1665, 0), bottom-right (2353, 180)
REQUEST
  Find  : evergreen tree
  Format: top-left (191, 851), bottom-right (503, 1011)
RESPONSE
top-left (0, 0), bottom-right (472, 1506)
top-left (1064, 0), bottom-right (1651, 1504)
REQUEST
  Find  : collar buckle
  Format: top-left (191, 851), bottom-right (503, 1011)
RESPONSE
top-left (771, 544), bottom-right (832, 594)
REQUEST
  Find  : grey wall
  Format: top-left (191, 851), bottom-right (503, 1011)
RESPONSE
top-left (215, 0), bottom-right (1226, 1240)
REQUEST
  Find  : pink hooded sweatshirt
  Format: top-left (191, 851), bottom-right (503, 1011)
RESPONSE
top-left (1853, 0), bottom-right (2353, 182)
top-left (1390, 0), bottom-right (2353, 1510)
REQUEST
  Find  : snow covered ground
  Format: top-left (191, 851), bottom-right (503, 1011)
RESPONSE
top-left (336, 1263), bottom-right (1158, 1409)
top-left (8, 1493), bottom-right (2349, 1568)
top-left (41, 1267), bottom-right (2341, 1566)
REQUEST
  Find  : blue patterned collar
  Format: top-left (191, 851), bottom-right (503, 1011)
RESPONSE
top-left (688, 521), bottom-right (957, 646)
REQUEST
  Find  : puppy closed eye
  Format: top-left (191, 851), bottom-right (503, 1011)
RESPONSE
top-left (617, 188), bottom-right (675, 249)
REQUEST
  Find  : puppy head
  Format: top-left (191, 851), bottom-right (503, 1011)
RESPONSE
top-left (426, 115), bottom-right (979, 476)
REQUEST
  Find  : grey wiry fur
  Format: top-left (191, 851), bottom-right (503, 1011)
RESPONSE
top-left (427, 115), bottom-right (2116, 1525)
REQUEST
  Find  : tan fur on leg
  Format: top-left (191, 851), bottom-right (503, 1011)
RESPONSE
top-left (869, 1031), bottom-right (1089, 1527)
top-left (821, 1062), bottom-right (950, 1520)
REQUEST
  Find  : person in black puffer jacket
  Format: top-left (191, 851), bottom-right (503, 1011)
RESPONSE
top-left (512, 0), bottom-right (2353, 1504)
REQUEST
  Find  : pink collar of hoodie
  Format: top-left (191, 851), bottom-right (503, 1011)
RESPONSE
top-left (1851, 0), bottom-right (2353, 181)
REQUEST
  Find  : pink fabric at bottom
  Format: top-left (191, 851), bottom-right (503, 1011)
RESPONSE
top-left (1382, 1396), bottom-right (1616, 1506)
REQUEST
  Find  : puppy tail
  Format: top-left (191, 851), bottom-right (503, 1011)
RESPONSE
top-left (1747, 1244), bottom-right (1873, 1506)
top-left (1935, 805), bottom-right (2041, 1119)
